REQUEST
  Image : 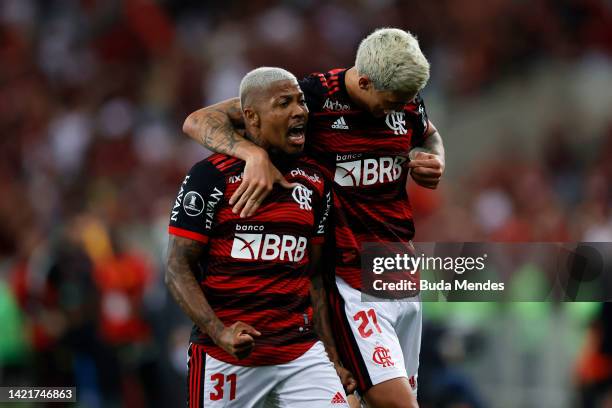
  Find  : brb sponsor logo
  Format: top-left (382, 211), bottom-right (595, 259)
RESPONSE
top-left (230, 225), bottom-right (307, 262)
top-left (334, 154), bottom-right (406, 187)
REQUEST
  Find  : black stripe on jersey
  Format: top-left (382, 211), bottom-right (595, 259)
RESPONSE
top-left (336, 212), bottom-right (416, 239)
top-left (204, 291), bottom-right (310, 313)
top-left (203, 262), bottom-right (307, 277)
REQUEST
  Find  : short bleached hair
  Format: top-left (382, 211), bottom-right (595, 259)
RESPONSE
top-left (239, 67), bottom-right (297, 109)
top-left (355, 28), bottom-right (430, 95)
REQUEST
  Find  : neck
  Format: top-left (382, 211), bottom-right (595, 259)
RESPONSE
top-left (244, 129), bottom-right (268, 150)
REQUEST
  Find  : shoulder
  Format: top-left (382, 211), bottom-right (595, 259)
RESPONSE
top-left (291, 157), bottom-right (328, 194)
top-left (203, 153), bottom-right (244, 176)
top-left (299, 68), bottom-right (348, 111)
top-left (299, 69), bottom-right (346, 95)
top-left (402, 93), bottom-right (429, 135)
top-left (404, 93), bottom-right (427, 115)
top-left (182, 154), bottom-right (242, 191)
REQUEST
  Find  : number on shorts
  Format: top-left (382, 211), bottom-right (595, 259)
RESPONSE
top-left (353, 309), bottom-right (382, 338)
top-left (210, 373), bottom-right (237, 401)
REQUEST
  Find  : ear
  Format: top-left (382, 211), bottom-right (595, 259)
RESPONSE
top-left (358, 75), bottom-right (372, 91)
top-left (243, 108), bottom-right (260, 128)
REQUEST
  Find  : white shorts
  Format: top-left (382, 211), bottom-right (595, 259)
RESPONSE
top-left (187, 341), bottom-right (349, 407)
top-left (329, 277), bottom-right (421, 396)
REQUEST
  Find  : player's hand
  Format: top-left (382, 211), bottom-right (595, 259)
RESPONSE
top-left (230, 149), bottom-right (296, 218)
top-left (336, 365), bottom-right (357, 394)
top-left (215, 321), bottom-right (261, 360)
top-left (347, 393), bottom-right (361, 408)
top-left (408, 150), bottom-right (444, 189)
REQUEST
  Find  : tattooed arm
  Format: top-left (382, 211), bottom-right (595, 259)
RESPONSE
top-left (309, 244), bottom-right (357, 393)
top-left (183, 98), bottom-right (293, 218)
top-left (166, 235), bottom-right (260, 359)
top-left (409, 120), bottom-right (445, 189)
top-left (183, 98), bottom-right (250, 158)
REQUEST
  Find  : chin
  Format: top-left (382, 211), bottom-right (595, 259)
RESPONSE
top-left (285, 146), bottom-right (304, 157)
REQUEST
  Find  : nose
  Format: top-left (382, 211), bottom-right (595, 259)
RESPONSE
top-left (292, 103), bottom-right (308, 118)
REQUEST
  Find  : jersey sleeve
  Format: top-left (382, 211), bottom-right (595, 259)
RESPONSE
top-left (408, 93), bottom-right (430, 148)
top-left (299, 74), bottom-right (327, 114)
top-left (168, 160), bottom-right (226, 244)
top-left (312, 176), bottom-right (333, 245)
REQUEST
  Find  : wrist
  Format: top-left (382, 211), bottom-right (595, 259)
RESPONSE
top-left (323, 346), bottom-right (341, 365)
top-left (242, 145), bottom-right (268, 162)
top-left (206, 319), bottom-right (226, 343)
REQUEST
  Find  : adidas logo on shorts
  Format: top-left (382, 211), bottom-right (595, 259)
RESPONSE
top-left (331, 391), bottom-right (347, 404)
top-left (331, 116), bottom-right (349, 130)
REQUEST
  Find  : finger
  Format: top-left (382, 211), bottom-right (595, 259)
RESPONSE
top-left (408, 159), bottom-right (441, 168)
top-left (240, 195), bottom-right (262, 219)
top-left (414, 180), bottom-right (440, 189)
top-left (236, 322), bottom-right (262, 337)
top-left (409, 150), bottom-right (433, 160)
top-left (230, 179), bottom-right (250, 205)
top-left (233, 341), bottom-right (255, 357)
top-left (410, 174), bottom-right (440, 188)
top-left (232, 183), bottom-right (258, 214)
top-left (234, 334), bottom-right (255, 347)
top-left (241, 185), bottom-right (271, 218)
top-left (277, 177), bottom-right (297, 190)
top-left (235, 348), bottom-right (254, 360)
top-left (415, 152), bottom-right (435, 159)
top-left (411, 167), bottom-right (443, 177)
top-left (346, 379), bottom-right (357, 393)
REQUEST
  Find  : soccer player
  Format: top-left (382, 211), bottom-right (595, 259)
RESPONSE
top-left (166, 67), bottom-right (350, 407)
top-left (182, 29), bottom-right (445, 408)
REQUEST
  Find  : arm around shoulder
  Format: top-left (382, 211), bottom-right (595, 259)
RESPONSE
top-left (182, 97), bottom-right (265, 161)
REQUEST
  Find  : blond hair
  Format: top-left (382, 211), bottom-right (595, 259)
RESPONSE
top-left (355, 28), bottom-right (430, 94)
top-left (239, 67), bottom-right (297, 109)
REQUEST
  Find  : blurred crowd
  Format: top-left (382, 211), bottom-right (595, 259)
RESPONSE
top-left (0, 0), bottom-right (611, 407)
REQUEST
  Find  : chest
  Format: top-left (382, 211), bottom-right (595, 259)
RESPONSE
top-left (308, 110), bottom-right (416, 153)
top-left (306, 111), bottom-right (416, 190)
top-left (218, 167), bottom-right (321, 231)
top-left (210, 168), bottom-right (321, 262)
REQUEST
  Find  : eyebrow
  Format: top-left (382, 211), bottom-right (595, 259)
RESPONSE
top-left (274, 92), bottom-right (304, 101)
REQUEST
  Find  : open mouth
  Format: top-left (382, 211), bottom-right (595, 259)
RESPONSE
top-left (287, 124), bottom-right (306, 145)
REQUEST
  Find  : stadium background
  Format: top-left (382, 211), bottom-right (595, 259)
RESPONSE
top-left (0, 0), bottom-right (611, 407)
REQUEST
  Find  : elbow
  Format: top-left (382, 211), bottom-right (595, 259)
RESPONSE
top-left (164, 262), bottom-right (175, 289)
top-left (182, 113), bottom-right (198, 139)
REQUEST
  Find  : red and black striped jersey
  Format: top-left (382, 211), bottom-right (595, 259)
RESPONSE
top-left (298, 68), bottom-right (429, 290)
top-left (168, 153), bottom-right (332, 366)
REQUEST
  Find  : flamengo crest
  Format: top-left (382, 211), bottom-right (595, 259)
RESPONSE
top-left (292, 184), bottom-right (312, 210)
top-left (385, 111), bottom-right (407, 135)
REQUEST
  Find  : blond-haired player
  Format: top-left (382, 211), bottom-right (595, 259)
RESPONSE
top-left (182, 28), bottom-right (445, 408)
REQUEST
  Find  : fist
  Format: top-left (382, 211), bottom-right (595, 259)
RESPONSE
top-left (336, 366), bottom-right (357, 394)
top-left (408, 151), bottom-right (444, 189)
top-left (215, 321), bottom-right (261, 360)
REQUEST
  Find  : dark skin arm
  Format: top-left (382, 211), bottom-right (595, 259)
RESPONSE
top-left (183, 98), bottom-right (293, 218)
top-left (408, 120), bottom-right (445, 189)
top-left (309, 244), bottom-right (357, 394)
top-left (165, 235), bottom-right (260, 359)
